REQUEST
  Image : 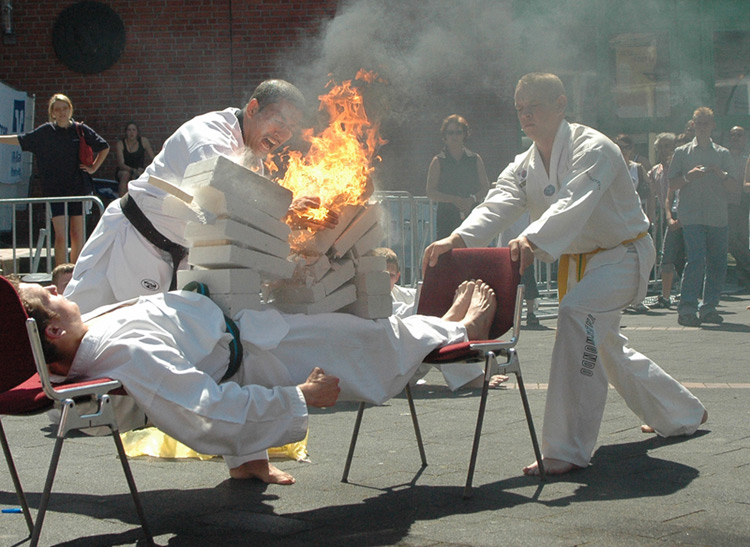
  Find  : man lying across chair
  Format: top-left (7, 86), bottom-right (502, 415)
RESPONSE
top-left (8, 276), bottom-right (496, 486)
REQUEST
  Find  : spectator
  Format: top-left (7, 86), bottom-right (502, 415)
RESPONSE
top-left (368, 247), bottom-right (416, 318)
top-left (725, 126), bottom-right (750, 289)
top-left (426, 114), bottom-right (490, 239)
top-left (0, 93), bottom-right (109, 265)
top-left (668, 107), bottom-right (736, 326)
top-left (51, 262), bottom-right (75, 293)
top-left (115, 121), bottom-right (156, 197)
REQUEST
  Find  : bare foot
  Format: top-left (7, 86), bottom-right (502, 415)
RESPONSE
top-left (442, 280), bottom-right (475, 322)
top-left (523, 457), bottom-right (582, 476)
top-left (641, 409), bottom-right (708, 435)
top-left (459, 280), bottom-right (497, 340)
top-left (489, 374), bottom-right (508, 388)
top-left (229, 459), bottom-right (296, 484)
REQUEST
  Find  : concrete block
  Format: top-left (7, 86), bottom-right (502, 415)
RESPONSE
top-left (177, 268), bottom-right (261, 294)
top-left (354, 270), bottom-right (391, 296)
top-left (320, 258), bottom-right (355, 295)
top-left (185, 219), bottom-right (291, 259)
top-left (289, 204), bottom-right (360, 255)
top-left (330, 203), bottom-right (382, 258)
top-left (298, 254), bottom-right (331, 284)
top-left (188, 245), bottom-right (297, 280)
top-left (271, 281), bottom-right (327, 304)
top-left (183, 155), bottom-right (292, 219)
top-left (352, 223), bottom-right (386, 257)
top-left (343, 294), bottom-right (393, 319)
top-left (355, 255), bottom-right (387, 273)
top-left (210, 292), bottom-right (263, 317)
top-left (191, 186), bottom-right (291, 241)
top-left (272, 283), bottom-right (357, 314)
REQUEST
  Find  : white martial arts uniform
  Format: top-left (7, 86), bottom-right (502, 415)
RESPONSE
top-left (65, 109), bottom-right (260, 314)
top-left (63, 291), bottom-right (467, 469)
top-left (454, 120), bottom-right (705, 467)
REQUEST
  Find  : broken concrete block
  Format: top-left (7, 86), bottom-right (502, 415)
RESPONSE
top-left (320, 258), bottom-right (355, 295)
top-left (188, 245), bottom-right (297, 280)
top-left (271, 281), bottom-right (327, 304)
top-left (272, 283), bottom-right (357, 315)
top-left (177, 268), bottom-right (261, 294)
top-left (288, 204), bottom-right (360, 255)
top-left (330, 203), bottom-right (382, 258)
top-left (294, 253), bottom-right (331, 285)
top-left (353, 270), bottom-right (391, 296)
top-left (191, 186), bottom-right (291, 241)
top-left (352, 223), bottom-right (386, 257)
top-left (183, 155), bottom-right (292, 219)
top-left (185, 219), bottom-right (291, 259)
top-left (343, 294), bottom-right (393, 319)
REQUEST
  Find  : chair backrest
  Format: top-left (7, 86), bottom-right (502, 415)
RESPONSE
top-left (417, 247), bottom-right (521, 340)
top-left (0, 276), bottom-right (37, 392)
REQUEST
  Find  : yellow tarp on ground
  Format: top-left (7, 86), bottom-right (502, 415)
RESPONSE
top-left (121, 427), bottom-right (309, 462)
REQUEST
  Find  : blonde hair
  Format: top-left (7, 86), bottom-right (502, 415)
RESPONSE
top-left (48, 93), bottom-right (74, 122)
top-left (515, 73), bottom-right (566, 104)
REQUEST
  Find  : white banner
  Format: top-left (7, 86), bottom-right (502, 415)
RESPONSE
top-left (0, 82), bottom-right (28, 184)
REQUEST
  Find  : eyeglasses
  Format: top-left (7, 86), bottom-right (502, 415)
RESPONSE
top-left (445, 130), bottom-right (464, 136)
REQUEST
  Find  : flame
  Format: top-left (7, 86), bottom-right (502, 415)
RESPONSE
top-left (272, 71), bottom-right (387, 235)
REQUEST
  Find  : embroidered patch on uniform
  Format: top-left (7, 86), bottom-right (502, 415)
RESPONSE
top-left (141, 279), bottom-right (160, 291)
top-left (544, 184), bottom-right (556, 196)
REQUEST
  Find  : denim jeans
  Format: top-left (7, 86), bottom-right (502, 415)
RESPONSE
top-left (678, 224), bottom-right (728, 317)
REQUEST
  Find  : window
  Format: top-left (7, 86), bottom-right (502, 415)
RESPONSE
top-left (610, 33), bottom-right (671, 118)
top-left (714, 31), bottom-right (750, 116)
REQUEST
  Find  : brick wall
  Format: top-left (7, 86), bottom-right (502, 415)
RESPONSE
top-left (0, 0), bottom-right (339, 180)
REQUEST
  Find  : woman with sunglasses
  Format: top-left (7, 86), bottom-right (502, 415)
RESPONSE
top-left (426, 114), bottom-right (490, 239)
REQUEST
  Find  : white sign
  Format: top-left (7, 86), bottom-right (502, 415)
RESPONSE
top-left (0, 82), bottom-right (28, 184)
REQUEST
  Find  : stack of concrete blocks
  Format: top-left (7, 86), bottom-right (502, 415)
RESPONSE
top-left (271, 201), bottom-right (392, 319)
top-left (175, 155), bottom-right (299, 317)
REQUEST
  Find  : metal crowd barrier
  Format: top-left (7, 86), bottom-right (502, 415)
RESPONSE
top-left (0, 195), bottom-right (105, 275)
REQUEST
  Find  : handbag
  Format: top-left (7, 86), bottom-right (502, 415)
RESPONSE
top-left (75, 122), bottom-right (95, 167)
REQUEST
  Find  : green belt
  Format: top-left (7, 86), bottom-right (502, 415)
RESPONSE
top-left (181, 281), bottom-right (243, 382)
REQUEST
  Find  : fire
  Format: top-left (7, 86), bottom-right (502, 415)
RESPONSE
top-left (271, 71), bottom-right (386, 236)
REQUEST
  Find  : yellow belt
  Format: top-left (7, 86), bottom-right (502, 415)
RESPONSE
top-left (557, 232), bottom-right (648, 302)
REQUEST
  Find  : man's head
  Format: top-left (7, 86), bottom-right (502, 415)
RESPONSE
top-left (514, 73), bottom-right (567, 145)
top-left (367, 247), bottom-right (400, 290)
top-left (653, 132), bottom-right (676, 163)
top-left (9, 278), bottom-right (85, 374)
top-left (692, 107), bottom-right (715, 140)
top-left (241, 79), bottom-right (306, 158)
top-left (614, 134), bottom-right (635, 162)
top-left (728, 125), bottom-right (746, 152)
top-left (51, 263), bottom-right (75, 294)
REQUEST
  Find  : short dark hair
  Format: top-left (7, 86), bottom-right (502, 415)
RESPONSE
top-left (245, 79), bottom-right (306, 113)
top-left (440, 114), bottom-right (470, 140)
top-left (7, 276), bottom-right (63, 364)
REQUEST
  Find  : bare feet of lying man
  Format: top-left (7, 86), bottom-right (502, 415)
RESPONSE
top-left (523, 457), bottom-right (582, 476)
top-left (459, 280), bottom-right (497, 341)
top-left (229, 459), bottom-right (296, 485)
top-left (442, 280), bottom-right (476, 322)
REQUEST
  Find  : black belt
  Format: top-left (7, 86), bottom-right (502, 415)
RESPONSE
top-left (120, 194), bottom-right (188, 291)
top-left (182, 281), bottom-right (244, 382)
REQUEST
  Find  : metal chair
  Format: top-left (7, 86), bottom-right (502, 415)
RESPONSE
top-left (341, 247), bottom-right (546, 497)
top-left (0, 276), bottom-right (153, 546)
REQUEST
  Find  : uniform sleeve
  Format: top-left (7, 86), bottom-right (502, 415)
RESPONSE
top-left (455, 162), bottom-right (527, 247)
top-left (91, 332), bottom-right (309, 458)
top-left (523, 143), bottom-right (618, 261)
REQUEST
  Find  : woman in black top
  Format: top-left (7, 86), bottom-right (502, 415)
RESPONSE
top-left (0, 93), bottom-right (109, 265)
top-left (115, 121), bottom-right (155, 196)
top-left (426, 114), bottom-right (490, 240)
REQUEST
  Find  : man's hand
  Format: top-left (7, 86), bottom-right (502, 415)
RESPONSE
top-left (286, 196), bottom-right (340, 231)
top-left (508, 235), bottom-right (536, 274)
top-left (422, 233), bottom-right (466, 277)
top-left (298, 367), bottom-right (340, 408)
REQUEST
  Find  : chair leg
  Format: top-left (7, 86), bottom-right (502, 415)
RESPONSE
top-left (0, 421), bottom-right (34, 534)
top-left (112, 430), bottom-right (154, 545)
top-left (341, 402), bottom-right (367, 483)
top-left (516, 375), bottom-right (546, 481)
top-left (30, 436), bottom-right (64, 547)
top-left (463, 352), bottom-right (495, 499)
top-left (404, 383), bottom-right (427, 467)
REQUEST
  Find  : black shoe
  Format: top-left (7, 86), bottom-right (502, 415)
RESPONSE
top-left (651, 296), bottom-right (671, 309)
top-left (526, 312), bottom-right (540, 327)
top-left (678, 314), bottom-right (701, 327)
top-left (700, 311), bottom-right (724, 324)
